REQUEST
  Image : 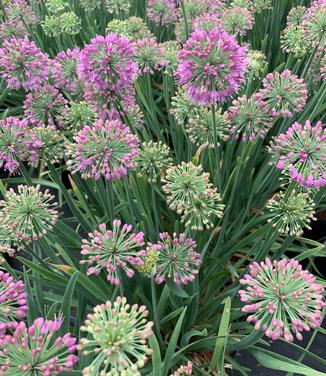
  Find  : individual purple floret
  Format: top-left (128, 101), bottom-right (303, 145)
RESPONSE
top-left (175, 28), bottom-right (248, 105)
top-left (0, 36), bottom-right (50, 91)
top-left (270, 120), bottom-right (326, 189)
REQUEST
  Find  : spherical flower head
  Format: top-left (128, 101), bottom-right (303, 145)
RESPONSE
top-left (286, 6), bottom-right (307, 26)
top-left (79, 297), bottom-right (153, 375)
top-left (46, 0), bottom-right (66, 13)
top-left (126, 104), bottom-right (144, 129)
top-left (78, 33), bottom-right (137, 96)
top-left (53, 48), bottom-right (83, 95)
top-left (239, 258), bottom-right (325, 341)
top-left (192, 13), bottom-right (221, 33)
top-left (0, 272), bottom-right (27, 333)
top-left (266, 191), bottom-right (316, 236)
top-left (0, 185), bottom-right (58, 244)
top-left (176, 28), bottom-right (248, 105)
top-left (147, 0), bottom-right (177, 26)
top-left (23, 85), bottom-right (68, 128)
top-left (0, 36), bottom-right (50, 91)
top-left (252, 0), bottom-right (272, 13)
top-left (281, 25), bottom-right (312, 58)
top-left (32, 126), bottom-right (65, 164)
top-left (59, 12), bottom-right (81, 35)
top-left (302, 1), bottom-right (326, 48)
top-left (133, 37), bottom-right (168, 74)
top-left (106, 17), bottom-right (154, 41)
top-left (162, 162), bottom-right (212, 213)
top-left (170, 362), bottom-right (193, 376)
top-left (269, 120), bottom-right (326, 189)
top-left (147, 232), bottom-right (201, 285)
top-left (105, 0), bottom-right (131, 14)
top-left (0, 117), bottom-right (40, 173)
top-left (0, 317), bottom-right (78, 374)
top-left (136, 141), bottom-right (173, 183)
top-left (227, 94), bottom-right (273, 141)
top-left (68, 119), bottom-right (139, 181)
top-left (170, 87), bottom-right (199, 126)
top-left (187, 106), bottom-right (229, 147)
top-left (161, 41), bottom-right (179, 74)
top-left (182, 187), bottom-right (224, 231)
top-left (247, 50), bottom-right (267, 78)
top-left (64, 101), bottom-right (97, 131)
top-left (80, 220), bottom-right (145, 285)
top-left (256, 70), bottom-right (308, 118)
top-left (42, 15), bottom-right (62, 37)
top-left (221, 6), bottom-right (254, 36)
top-left (80, 0), bottom-right (101, 12)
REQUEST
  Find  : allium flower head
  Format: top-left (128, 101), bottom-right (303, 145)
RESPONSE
top-left (80, 0), bottom-right (101, 12)
top-left (182, 186), bottom-right (224, 231)
top-left (23, 85), bottom-right (68, 128)
top-left (133, 38), bottom-right (168, 74)
top-left (64, 101), bottom-right (97, 131)
top-left (302, 0), bottom-right (326, 48)
top-left (247, 50), bottom-right (267, 78)
top-left (221, 6), bottom-right (254, 36)
top-left (0, 272), bottom-right (27, 333)
top-left (136, 141), bottom-right (173, 183)
top-left (269, 120), bottom-right (326, 189)
top-left (170, 87), bottom-right (199, 126)
top-left (227, 94), bottom-right (273, 141)
top-left (253, 0), bottom-right (272, 13)
top-left (0, 117), bottom-right (40, 173)
top-left (187, 106), bottom-right (229, 147)
top-left (0, 185), bottom-right (58, 243)
top-left (105, 0), bottom-right (131, 14)
top-left (80, 220), bottom-right (145, 285)
top-left (78, 33), bottom-right (137, 97)
top-left (176, 28), bottom-right (248, 105)
top-left (79, 297), bottom-right (153, 375)
top-left (46, 0), bottom-right (66, 13)
top-left (0, 317), bottom-right (78, 374)
top-left (106, 17), bottom-right (154, 41)
top-left (126, 104), bottom-right (144, 129)
top-left (192, 13), bottom-right (221, 33)
top-left (53, 48), bottom-right (83, 94)
top-left (256, 70), bottom-right (308, 118)
top-left (59, 12), bottom-right (81, 35)
top-left (68, 119), bottom-right (139, 181)
top-left (281, 25), bottom-right (312, 58)
top-left (239, 258), bottom-right (325, 341)
top-left (146, 0), bottom-right (177, 26)
top-left (162, 162), bottom-right (211, 213)
top-left (31, 126), bottom-right (65, 164)
top-left (42, 15), bottom-right (62, 37)
top-left (0, 36), bottom-right (50, 91)
top-left (170, 362), bottom-right (193, 376)
top-left (266, 191), bottom-right (316, 236)
top-left (146, 232), bottom-right (201, 285)
top-left (161, 41), bottom-right (179, 74)
top-left (287, 6), bottom-right (307, 26)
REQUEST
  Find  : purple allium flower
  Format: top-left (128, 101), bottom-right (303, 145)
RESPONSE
top-left (281, 25), bottom-right (311, 58)
top-left (0, 317), bottom-right (78, 374)
top-left (256, 70), bottom-right (308, 118)
top-left (146, 0), bottom-right (177, 26)
top-left (239, 258), bottom-right (325, 341)
top-left (133, 37), bottom-right (168, 74)
top-left (78, 297), bottom-right (153, 375)
top-left (270, 120), bottom-right (326, 189)
top-left (175, 28), bottom-right (248, 105)
top-left (170, 362), bottom-right (193, 376)
top-left (287, 6), bottom-right (307, 26)
top-left (0, 117), bottom-right (40, 173)
top-left (227, 94), bottom-right (273, 141)
top-left (0, 271), bottom-right (27, 333)
top-left (64, 101), bottom-right (97, 131)
top-left (0, 36), bottom-right (50, 91)
top-left (192, 12), bottom-right (221, 33)
top-left (302, 0), bottom-right (326, 47)
top-left (0, 0), bottom-right (38, 39)
top-left (221, 5), bottom-right (254, 36)
top-left (266, 191), bottom-right (316, 236)
top-left (68, 119), bottom-right (139, 181)
top-left (53, 48), bottom-right (83, 94)
top-left (144, 232), bottom-right (201, 285)
top-left (78, 33), bottom-right (137, 97)
top-left (0, 185), bottom-right (58, 244)
top-left (80, 220), bottom-right (145, 285)
top-left (23, 85), bottom-right (68, 128)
